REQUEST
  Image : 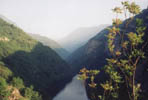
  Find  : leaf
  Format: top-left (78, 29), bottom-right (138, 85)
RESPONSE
top-left (115, 51), bottom-right (121, 56)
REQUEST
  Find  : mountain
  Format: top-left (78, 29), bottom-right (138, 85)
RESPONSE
top-left (0, 17), bottom-right (73, 100)
top-left (58, 25), bottom-right (109, 53)
top-left (0, 62), bottom-right (42, 100)
top-left (29, 33), bottom-right (69, 59)
top-left (67, 27), bottom-right (110, 72)
top-left (67, 9), bottom-right (148, 100)
top-left (0, 14), bottom-right (17, 26)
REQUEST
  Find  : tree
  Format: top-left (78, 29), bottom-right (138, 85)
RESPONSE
top-left (23, 85), bottom-right (42, 100)
top-left (78, 0), bottom-right (147, 100)
top-left (0, 63), bottom-right (13, 79)
top-left (10, 77), bottom-right (24, 90)
top-left (0, 77), bottom-right (10, 99)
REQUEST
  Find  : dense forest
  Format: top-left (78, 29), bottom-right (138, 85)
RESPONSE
top-left (0, 62), bottom-right (42, 100)
top-left (0, 18), bottom-right (73, 100)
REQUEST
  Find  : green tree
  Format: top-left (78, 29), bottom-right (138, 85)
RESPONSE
top-left (0, 77), bottom-right (10, 100)
top-left (0, 63), bottom-right (13, 79)
top-left (23, 85), bottom-right (42, 100)
top-left (78, 0), bottom-right (147, 100)
top-left (11, 77), bottom-right (24, 90)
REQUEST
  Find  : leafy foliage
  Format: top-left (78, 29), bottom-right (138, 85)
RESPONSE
top-left (78, 1), bottom-right (148, 100)
top-left (0, 77), bottom-right (10, 99)
top-left (0, 62), bottom-right (13, 79)
top-left (0, 63), bottom-right (42, 100)
top-left (23, 86), bottom-right (42, 100)
top-left (11, 77), bottom-right (25, 90)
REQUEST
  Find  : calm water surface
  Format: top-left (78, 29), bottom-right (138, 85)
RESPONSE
top-left (53, 75), bottom-right (89, 100)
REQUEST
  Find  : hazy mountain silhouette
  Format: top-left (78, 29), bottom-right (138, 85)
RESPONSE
top-left (29, 33), bottom-right (70, 59)
top-left (67, 27), bottom-right (110, 72)
top-left (58, 25), bottom-right (109, 53)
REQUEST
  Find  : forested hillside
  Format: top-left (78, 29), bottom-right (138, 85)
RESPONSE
top-left (0, 0), bottom-right (147, 100)
top-left (67, 27), bottom-right (109, 72)
top-left (0, 18), bottom-right (73, 100)
top-left (0, 62), bottom-right (42, 100)
top-left (29, 33), bottom-right (69, 59)
top-left (72, 8), bottom-right (148, 100)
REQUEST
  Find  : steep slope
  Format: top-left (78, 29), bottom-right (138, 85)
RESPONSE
top-left (0, 14), bottom-right (17, 26)
top-left (29, 33), bottom-right (69, 59)
top-left (0, 62), bottom-right (42, 100)
top-left (58, 25), bottom-right (109, 53)
top-left (0, 18), bottom-right (73, 100)
top-left (68, 8), bottom-right (148, 75)
top-left (67, 27), bottom-right (110, 72)
top-left (68, 9), bottom-right (148, 100)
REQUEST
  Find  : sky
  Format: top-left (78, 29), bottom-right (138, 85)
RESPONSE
top-left (0, 0), bottom-right (147, 40)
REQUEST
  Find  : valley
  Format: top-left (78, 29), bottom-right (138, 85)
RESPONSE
top-left (0, 0), bottom-right (148, 100)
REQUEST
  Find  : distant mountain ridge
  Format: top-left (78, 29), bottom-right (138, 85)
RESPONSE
top-left (58, 25), bottom-right (109, 53)
top-left (67, 27), bottom-right (110, 72)
top-left (29, 33), bottom-right (69, 59)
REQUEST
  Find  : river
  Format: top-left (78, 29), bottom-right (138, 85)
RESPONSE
top-left (53, 75), bottom-right (89, 100)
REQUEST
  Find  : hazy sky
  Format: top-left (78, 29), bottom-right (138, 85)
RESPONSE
top-left (0, 0), bottom-right (147, 40)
